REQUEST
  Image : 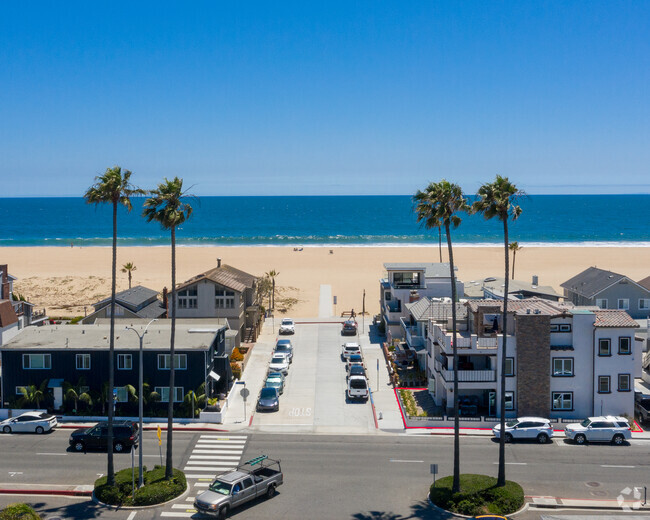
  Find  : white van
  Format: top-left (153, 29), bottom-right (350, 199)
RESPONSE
top-left (347, 375), bottom-right (369, 400)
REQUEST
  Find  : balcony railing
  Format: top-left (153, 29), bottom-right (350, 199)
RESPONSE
top-left (431, 325), bottom-right (507, 352)
top-left (433, 359), bottom-right (496, 382)
top-left (401, 317), bottom-right (424, 348)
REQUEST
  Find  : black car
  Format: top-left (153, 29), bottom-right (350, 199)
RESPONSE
top-left (347, 364), bottom-right (366, 380)
top-left (69, 420), bottom-right (139, 453)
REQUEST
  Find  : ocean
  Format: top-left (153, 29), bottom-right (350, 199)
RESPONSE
top-left (0, 195), bottom-right (648, 247)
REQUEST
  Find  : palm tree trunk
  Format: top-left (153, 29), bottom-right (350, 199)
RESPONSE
top-left (128, 271), bottom-right (132, 289)
top-left (107, 202), bottom-right (116, 486)
top-left (445, 223), bottom-right (461, 493)
top-left (166, 226), bottom-right (176, 480)
top-left (438, 227), bottom-right (443, 263)
top-left (497, 218), bottom-right (510, 487)
top-left (272, 278), bottom-right (276, 309)
top-left (511, 251), bottom-right (516, 280)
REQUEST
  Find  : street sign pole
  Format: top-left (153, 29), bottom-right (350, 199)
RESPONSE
top-left (430, 464), bottom-right (438, 487)
top-left (157, 425), bottom-right (162, 467)
top-left (377, 359), bottom-right (380, 392)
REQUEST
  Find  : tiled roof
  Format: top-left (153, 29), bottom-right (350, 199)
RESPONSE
top-left (0, 300), bottom-right (18, 327)
top-left (466, 298), bottom-right (570, 316)
top-left (638, 276), bottom-right (650, 291)
top-left (383, 263), bottom-right (455, 278)
top-left (406, 297), bottom-right (467, 321)
top-left (593, 310), bottom-right (640, 328)
top-left (560, 267), bottom-right (627, 298)
top-left (177, 264), bottom-right (257, 293)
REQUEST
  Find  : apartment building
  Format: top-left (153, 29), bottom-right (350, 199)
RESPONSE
top-left (426, 298), bottom-right (640, 419)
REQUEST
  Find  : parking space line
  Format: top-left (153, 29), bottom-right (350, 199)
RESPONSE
top-left (601, 464), bottom-right (635, 468)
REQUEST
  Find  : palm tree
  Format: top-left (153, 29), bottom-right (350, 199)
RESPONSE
top-left (18, 381), bottom-right (48, 408)
top-left (509, 242), bottom-right (522, 280)
top-left (63, 378), bottom-right (92, 413)
top-left (121, 262), bottom-right (137, 289)
top-left (143, 177), bottom-right (194, 480)
top-left (472, 175), bottom-right (523, 487)
top-left (414, 180), bottom-right (469, 494)
top-left (84, 166), bottom-right (143, 486)
top-left (265, 269), bottom-right (280, 310)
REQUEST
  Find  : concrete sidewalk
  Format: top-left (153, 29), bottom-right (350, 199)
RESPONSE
top-left (0, 484), bottom-right (93, 496)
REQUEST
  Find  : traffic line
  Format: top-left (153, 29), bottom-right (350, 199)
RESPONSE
top-left (601, 464), bottom-right (635, 468)
top-left (126, 512), bottom-right (136, 520)
top-left (36, 453), bottom-right (67, 456)
top-left (191, 449), bottom-right (244, 455)
top-left (189, 455), bottom-right (242, 460)
top-left (194, 483), bottom-right (209, 488)
top-left (493, 462), bottom-right (527, 465)
top-left (171, 504), bottom-right (196, 510)
top-left (195, 439), bottom-right (246, 445)
top-left (184, 468), bottom-right (235, 474)
top-left (187, 459), bottom-right (240, 465)
top-left (389, 459), bottom-right (424, 463)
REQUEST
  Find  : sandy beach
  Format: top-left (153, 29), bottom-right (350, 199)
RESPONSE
top-left (4, 245), bottom-right (650, 318)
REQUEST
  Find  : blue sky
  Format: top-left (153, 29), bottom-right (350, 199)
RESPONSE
top-left (1, 1), bottom-right (649, 196)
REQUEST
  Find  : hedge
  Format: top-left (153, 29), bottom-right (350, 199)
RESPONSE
top-left (0, 504), bottom-right (40, 520)
top-left (429, 473), bottom-right (524, 516)
top-left (95, 465), bottom-right (186, 506)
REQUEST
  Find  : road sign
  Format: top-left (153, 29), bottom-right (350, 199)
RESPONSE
top-left (235, 380), bottom-right (246, 385)
top-left (333, 296), bottom-right (337, 304)
top-left (157, 425), bottom-right (162, 446)
top-left (240, 388), bottom-right (250, 401)
top-left (430, 464), bottom-right (438, 475)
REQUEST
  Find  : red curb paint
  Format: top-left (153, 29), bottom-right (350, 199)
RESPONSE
top-left (57, 425), bottom-right (229, 432)
top-left (248, 414), bottom-right (254, 427)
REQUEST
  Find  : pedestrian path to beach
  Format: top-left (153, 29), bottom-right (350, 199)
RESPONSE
top-left (318, 284), bottom-right (332, 318)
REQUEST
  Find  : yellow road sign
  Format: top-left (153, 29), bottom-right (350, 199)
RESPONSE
top-left (157, 425), bottom-right (162, 446)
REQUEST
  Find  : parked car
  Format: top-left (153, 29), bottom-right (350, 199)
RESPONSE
top-left (564, 416), bottom-right (631, 445)
top-left (341, 319), bottom-right (358, 336)
top-left (347, 375), bottom-right (369, 400)
top-left (268, 353), bottom-right (290, 376)
top-left (279, 318), bottom-right (295, 335)
top-left (257, 387), bottom-right (280, 412)
top-left (341, 342), bottom-right (361, 360)
top-left (635, 398), bottom-right (650, 423)
top-left (0, 411), bottom-right (57, 434)
top-left (265, 374), bottom-right (285, 395)
top-left (69, 420), bottom-right (139, 452)
top-left (274, 342), bottom-right (293, 363)
top-left (492, 417), bottom-right (554, 444)
top-left (347, 364), bottom-right (367, 380)
top-left (194, 456), bottom-right (283, 518)
top-left (346, 353), bottom-right (364, 371)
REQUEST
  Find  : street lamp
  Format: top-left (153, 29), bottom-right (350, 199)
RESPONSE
top-left (127, 318), bottom-right (158, 488)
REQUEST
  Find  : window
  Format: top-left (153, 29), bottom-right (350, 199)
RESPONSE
top-left (115, 386), bottom-right (129, 403)
top-left (552, 358), bottom-right (574, 376)
top-left (552, 392), bottom-right (573, 410)
top-left (595, 299), bottom-right (607, 309)
top-left (559, 324), bottom-right (572, 332)
top-left (598, 375), bottom-right (611, 393)
top-left (76, 354), bottom-right (90, 370)
top-left (617, 299), bottom-right (629, 310)
top-left (158, 354), bottom-right (187, 370)
top-left (618, 374), bottom-right (631, 392)
top-left (385, 291), bottom-right (392, 301)
top-left (550, 324), bottom-right (559, 332)
top-left (618, 337), bottom-right (631, 355)
top-left (504, 358), bottom-right (514, 376)
top-left (118, 354), bottom-right (132, 370)
top-left (598, 338), bottom-right (611, 356)
top-left (504, 391), bottom-right (514, 410)
top-left (393, 272), bottom-right (420, 287)
top-left (106, 305), bottom-right (124, 317)
top-left (156, 386), bottom-right (184, 402)
top-left (15, 386), bottom-right (26, 395)
top-left (23, 354), bottom-right (51, 369)
top-left (640, 299), bottom-right (650, 310)
top-left (215, 288), bottom-right (235, 309)
top-left (178, 287), bottom-right (198, 309)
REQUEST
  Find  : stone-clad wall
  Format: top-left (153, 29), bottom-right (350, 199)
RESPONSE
top-left (516, 314), bottom-right (551, 416)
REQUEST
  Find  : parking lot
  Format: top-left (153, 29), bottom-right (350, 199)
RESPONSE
top-left (247, 320), bottom-right (376, 433)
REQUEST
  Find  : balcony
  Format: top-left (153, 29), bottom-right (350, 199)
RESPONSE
top-left (430, 324), bottom-right (510, 353)
top-left (400, 317), bottom-right (424, 348)
top-left (434, 359), bottom-right (497, 382)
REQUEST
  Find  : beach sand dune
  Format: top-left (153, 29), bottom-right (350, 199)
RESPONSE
top-left (6, 246), bottom-right (650, 318)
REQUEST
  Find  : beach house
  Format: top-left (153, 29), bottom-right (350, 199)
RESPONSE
top-left (174, 259), bottom-right (262, 347)
top-left (379, 262), bottom-right (464, 341)
top-left (561, 266), bottom-right (650, 319)
top-left (81, 285), bottom-right (166, 324)
top-left (426, 298), bottom-right (641, 419)
top-left (464, 275), bottom-right (561, 301)
top-left (0, 319), bottom-right (230, 413)
top-left (0, 264), bottom-right (48, 341)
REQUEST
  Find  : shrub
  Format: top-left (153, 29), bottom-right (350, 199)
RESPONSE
top-left (230, 362), bottom-right (242, 380)
top-left (430, 474), bottom-right (524, 516)
top-left (230, 347), bottom-right (244, 362)
top-left (0, 503), bottom-right (40, 520)
top-left (95, 466), bottom-right (186, 507)
top-left (69, 316), bottom-right (83, 324)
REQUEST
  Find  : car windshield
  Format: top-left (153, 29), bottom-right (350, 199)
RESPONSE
top-left (266, 379), bottom-right (280, 387)
top-left (260, 388), bottom-right (277, 399)
top-left (271, 356), bottom-right (285, 364)
top-left (580, 419), bottom-right (591, 427)
top-left (350, 366), bottom-right (365, 375)
top-left (209, 480), bottom-right (232, 495)
top-left (506, 420), bottom-right (519, 427)
top-left (282, 319), bottom-right (293, 325)
top-left (276, 345), bottom-right (289, 352)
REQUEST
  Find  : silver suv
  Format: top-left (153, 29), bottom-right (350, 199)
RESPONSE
top-left (341, 342), bottom-right (361, 360)
top-left (492, 417), bottom-right (554, 444)
top-left (564, 416), bottom-right (631, 445)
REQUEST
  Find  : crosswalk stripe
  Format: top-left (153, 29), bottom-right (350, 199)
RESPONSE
top-left (200, 435), bottom-right (248, 439)
top-left (194, 482), bottom-right (209, 487)
top-left (161, 513), bottom-right (195, 518)
top-left (186, 459), bottom-right (241, 466)
top-left (185, 497), bottom-right (195, 501)
top-left (171, 504), bottom-right (196, 510)
top-left (184, 466), bottom-right (235, 472)
top-left (190, 455), bottom-right (242, 460)
top-left (191, 449), bottom-right (244, 455)
top-left (196, 439), bottom-right (246, 443)
top-left (186, 474), bottom-right (220, 479)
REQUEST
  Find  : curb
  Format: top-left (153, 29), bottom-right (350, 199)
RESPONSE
top-left (92, 480), bottom-right (190, 510)
top-left (426, 491), bottom-right (529, 518)
top-left (56, 424), bottom-right (229, 432)
top-left (0, 489), bottom-right (92, 497)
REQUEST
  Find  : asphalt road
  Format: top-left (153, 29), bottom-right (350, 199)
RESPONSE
top-left (3, 430), bottom-right (650, 520)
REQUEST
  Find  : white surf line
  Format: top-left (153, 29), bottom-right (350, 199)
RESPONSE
top-left (126, 512), bottom-right (136, 520)
top-left (389, 459), bottom-right (424, 463)
top-left (601, 464), bottom-right (635, 468)
top-left (200, 435), bottom-right (248, 439)
top-left (36, 453), bottom-right (67, 456)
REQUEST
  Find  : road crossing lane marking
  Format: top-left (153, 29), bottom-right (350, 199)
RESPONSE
top-left (171, 504), bottom-right (197, 510)
top-left (191, 449), bottom-right (244, 455)
top-left (185, 467), bottom-right (236, 473)
top-left (126, 512), bottom-right (136, 520)
top-left (200, 435), bottom-right (248, 439)
top-left (161, 513), bottom-right (195, 517)
top-left (194, 482), bottom-right (209, 487)
top-left (190, 454), bottom-right (242, 459)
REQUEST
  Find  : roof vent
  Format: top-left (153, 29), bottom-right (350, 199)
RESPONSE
top-left (526, 309), bottom-right (531, 314)
top-left (534, 309), bottom-right (541, 314)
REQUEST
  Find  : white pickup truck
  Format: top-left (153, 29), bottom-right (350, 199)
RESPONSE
top-left (194, 456), bottom-right (283, 519)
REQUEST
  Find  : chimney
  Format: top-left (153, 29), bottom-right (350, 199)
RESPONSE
top-left (532, 275), bottom-right (539, 286)
top-left (162, 286), bottom-right (169, 318)
top-left (0, 264), bottom-right (9, 300)
top-left (217, 258), bottom-right (222, 268)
